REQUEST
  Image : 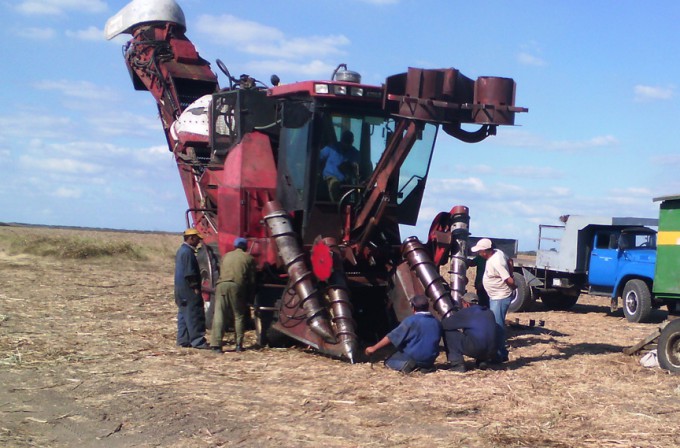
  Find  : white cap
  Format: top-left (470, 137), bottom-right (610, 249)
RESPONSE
top-left (470, 238), bottom-right (493, 252)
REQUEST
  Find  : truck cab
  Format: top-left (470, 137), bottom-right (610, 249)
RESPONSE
top-left (588, 227), bottom-right (657, 321)
top-left (589, 227), bottom-right (657, 290)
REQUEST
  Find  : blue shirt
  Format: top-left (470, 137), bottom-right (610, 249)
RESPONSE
top-left (319, 143), bottom-right (360, 182)
top-left (174, 242), bottom-right (201, 302)
top-left (387, 312), bottom-right (442, 365)
top-left (441, 305), bottom-right (496, 352)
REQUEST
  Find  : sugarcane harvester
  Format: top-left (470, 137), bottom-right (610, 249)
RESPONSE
top-left (106, 0), bottom-right (527, 363)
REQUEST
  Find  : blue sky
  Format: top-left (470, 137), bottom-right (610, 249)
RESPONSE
top-left (1, 0), bottom-right (678, 250)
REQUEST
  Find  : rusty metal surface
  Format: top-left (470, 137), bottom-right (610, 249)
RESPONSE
top-left (384, 67), bottom-right (526, 127)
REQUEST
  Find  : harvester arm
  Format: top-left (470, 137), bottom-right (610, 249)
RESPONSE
top-left (106, 0), bottom-right (220, 245)
top-left (352, 68), bottom-right (527, 249)
top-left (105, 0), bottom-right (218, 132)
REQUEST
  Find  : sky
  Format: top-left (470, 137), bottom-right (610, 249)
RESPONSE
top-left (1, 0), bottom-right (679, 250)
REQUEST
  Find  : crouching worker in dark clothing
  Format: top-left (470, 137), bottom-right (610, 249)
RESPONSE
top-left (442, 294), bottom-right (497, 372)
top-left (364, 295), bottom-right (441, 373)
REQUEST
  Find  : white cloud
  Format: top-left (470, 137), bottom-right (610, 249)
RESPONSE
top-left (86, 111), bottom-right (161, 137)
top-left (245, 35), bottom-right (350, 59)
top-left (14, 27), bottom-right (56, 40)
top-left (634, 84), bottom-right (674, 102)
top-left (505, 166), bottom-right (564, 179)
top-left (549, 135), bottom-right (618, 151)
top-left (52, 187), bottom-right (82, 198)
top-left (197, 14), bottom-right (283, 45)
top-left (65, 26), bottom-right (104, 42)
top-left (15, 0), bottom-right (106, 15)
top-left (433, 177), bottom-right (488, 193)
top-left (134, 145), bottom-right (174, 165)
top-left (609, 187), bottom-right (653, 198)
top-left (453, 164), bottom-right (494, 175)
top-left (454, 163), bottom-right (563, 180)
top-left (0, 113), bottom-right (72, 140)
top-left (196, 14), bottom-right (349, 60)
top-left (20, 156), bottom-right (102, 174)
top-left (246, 59), bottom-right (338, 78)
top-left (34, 79), bottom-right (118, 102)
top-left (495, 130), bottom-right (619, 152)
top-left (517, 52), bottom-right (546, 67)
top-left (517, 41), bottom-right (546, 67)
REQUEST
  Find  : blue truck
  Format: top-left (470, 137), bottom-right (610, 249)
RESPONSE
top-left (512, 215), bottom-right (659, 323)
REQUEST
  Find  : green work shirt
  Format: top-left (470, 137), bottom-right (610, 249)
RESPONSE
top-left (217, 248), bottom-right (256, 296)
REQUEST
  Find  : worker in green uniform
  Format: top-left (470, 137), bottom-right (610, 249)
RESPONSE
top-left (210, 237), bottom-right (256, 353)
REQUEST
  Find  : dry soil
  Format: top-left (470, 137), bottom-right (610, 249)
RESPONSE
top-left (0, 226), bottom-right (678, 448)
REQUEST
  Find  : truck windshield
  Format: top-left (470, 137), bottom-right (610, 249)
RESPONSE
top-left (620, 231), bottom-right (657, 249)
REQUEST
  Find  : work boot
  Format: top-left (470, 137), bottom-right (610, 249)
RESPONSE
top-left (211, 346), bottom-right (222, 354)
top-left (449, 361), bottom-right (466, 373)
top-left (400, 359), bottom-right (418, 373)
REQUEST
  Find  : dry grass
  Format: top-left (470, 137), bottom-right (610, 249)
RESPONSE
top-left (0, 225), bottom-right (678, 448)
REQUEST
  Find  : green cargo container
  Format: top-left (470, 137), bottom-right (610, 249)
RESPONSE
top-left (653, 194), bottom-right (680, 301)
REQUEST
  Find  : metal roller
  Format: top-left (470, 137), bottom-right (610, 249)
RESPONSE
top-left (263, 201), bottom-right (336, 343)
top-left (322, 237), bottom-right (358, 363)
top-left (402, 236), bottom-right (456, 319)
top-left (448, 205), bottom-right (470, 308)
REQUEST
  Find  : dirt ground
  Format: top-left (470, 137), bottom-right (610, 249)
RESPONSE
top-left (1, 226), bottom-right (679, 448)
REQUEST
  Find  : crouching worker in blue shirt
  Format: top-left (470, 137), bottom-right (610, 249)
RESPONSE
top-left (442, 294), bottom-right (497, 372)
top-left (364, 295), bottom-right (442, 373)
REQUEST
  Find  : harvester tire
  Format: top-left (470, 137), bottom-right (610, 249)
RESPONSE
top-left (509, 273), bottom-right (536, 313)
top-left (265, 326), bottom-right (294, 348)
top-left (622, 279), bottom-right (652, 323)
top-left (658, 319), bottom-right (680, 373)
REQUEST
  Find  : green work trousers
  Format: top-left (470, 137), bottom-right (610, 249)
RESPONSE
top-left (210, 281), bottom-right (247, 347)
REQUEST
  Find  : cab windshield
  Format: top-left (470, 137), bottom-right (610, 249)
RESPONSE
top-left (277, 103), bottom-right (438, 227)
top-left (315, 112), bottom-right (437, 210)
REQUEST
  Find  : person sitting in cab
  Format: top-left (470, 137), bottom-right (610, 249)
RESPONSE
top-left (319, 130), bottom-right (360, 202)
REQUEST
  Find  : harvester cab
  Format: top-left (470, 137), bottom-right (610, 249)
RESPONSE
top-left (106, 0), bottom-right (527, 362)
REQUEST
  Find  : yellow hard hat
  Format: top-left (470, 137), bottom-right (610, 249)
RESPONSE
top-left (183, 228), bottom-right (204, 239)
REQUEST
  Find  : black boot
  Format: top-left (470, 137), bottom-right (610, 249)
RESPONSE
top-left (449, 361), bottom-right (466, 373)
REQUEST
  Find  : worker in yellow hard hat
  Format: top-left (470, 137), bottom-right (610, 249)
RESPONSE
top-left (174, 228), bottom-right (210, 349)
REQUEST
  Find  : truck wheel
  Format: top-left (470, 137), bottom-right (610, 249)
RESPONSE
top-left (622, 279), bottom-right (652, 323)
top-left (509, 273), bottom-right (535, 313)
top-left (658, 319), bottom-right (680, 373)
top-left (540, 291), bottom-right (579, 310)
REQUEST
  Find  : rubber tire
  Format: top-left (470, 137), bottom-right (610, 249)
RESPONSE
top-left (658, 319), bottom-right (680, 373)
top-left (509, 273), bottom-right (536, 313)
top-left (196, 245), bottom-right (219, 330)
top-left (541, 291), bottom-right (579, 310)
top-left (622, 279), bottom-right (652, 323)
top-left (265, 326), bottom-right (294, 348)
